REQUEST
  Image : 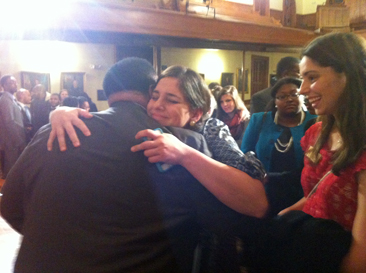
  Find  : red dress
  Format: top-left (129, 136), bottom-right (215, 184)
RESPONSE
top-left (301, 122), bottom-right (366, 231)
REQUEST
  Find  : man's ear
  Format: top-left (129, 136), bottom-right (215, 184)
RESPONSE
top-left (190, 109), bottom-right (203, 123)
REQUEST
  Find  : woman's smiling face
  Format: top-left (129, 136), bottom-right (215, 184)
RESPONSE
top-left (147, 77), bottom-right (198, 127)
top-left (299, 56), bottom-right (346, 116)
top-left (220, 94), bottom-right (235, 115)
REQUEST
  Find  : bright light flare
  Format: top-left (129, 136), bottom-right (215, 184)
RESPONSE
top-left (0, 0), bottom-right (75, 32)
top-left (197, 52), bottom-right (224, 84)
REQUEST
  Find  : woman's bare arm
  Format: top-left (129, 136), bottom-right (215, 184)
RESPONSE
top-left (340, 169), bottom-right (366, 273)
top-left (131, 129), bottom-right (269, 218)
top-left (47, 107), bottom-right (92, 151)
top-left (278, 197), bottom-right (307, 215)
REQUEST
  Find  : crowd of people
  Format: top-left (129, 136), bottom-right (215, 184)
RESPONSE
top-left (0, 79), bottom-right (98, 179)
top-left (1, 32), bottom-right (366, 273)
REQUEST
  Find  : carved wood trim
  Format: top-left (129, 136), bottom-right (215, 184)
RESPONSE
top-left (54, 1), bottom-right (316, 47)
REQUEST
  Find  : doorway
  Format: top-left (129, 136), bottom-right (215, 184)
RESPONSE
top-left (251, 55), bottom-right (269, 96)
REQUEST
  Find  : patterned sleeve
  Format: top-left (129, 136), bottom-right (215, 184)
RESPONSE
top-left (203, 118), bottom-right (266, 182)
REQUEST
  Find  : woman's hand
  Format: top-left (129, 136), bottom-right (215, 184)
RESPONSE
top-left (47, 107), bottom-right (93, 152)
top-left (131, 129), bottom-right (189, 165)
top-left (278, 197), bottom-right (306, 215)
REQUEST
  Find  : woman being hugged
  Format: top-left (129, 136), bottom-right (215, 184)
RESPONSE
top-left (281, 32), bottom-right (366, 272)
top-left (216, 85), bottom-right (250, 145)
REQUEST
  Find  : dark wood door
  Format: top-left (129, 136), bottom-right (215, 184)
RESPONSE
top-left (251, 55), bottom-right (269, 96)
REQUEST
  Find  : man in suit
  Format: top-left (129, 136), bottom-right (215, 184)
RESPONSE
top-left (15, 88), bottom-right (33, 143)
top-left (0, 75), bottom-right (26, 179)
top-left (1, 58), bottom-right (249, 273)
top-left (250, 56), bottom-right (300, 114)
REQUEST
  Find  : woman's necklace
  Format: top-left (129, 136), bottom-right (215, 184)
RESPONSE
top-left (275, 136), bottom-right (294, 153)
top-left (273, 111), bottom-right (305, 153)
top-left (273, 110), bottom-right (305, 126)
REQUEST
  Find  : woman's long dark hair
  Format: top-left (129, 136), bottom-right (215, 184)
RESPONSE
top-left (303, 33), bottom-right (366, 175)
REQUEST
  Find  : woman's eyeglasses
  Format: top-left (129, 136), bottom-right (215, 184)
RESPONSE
top-left (276, 93), bottom-right (300, 101)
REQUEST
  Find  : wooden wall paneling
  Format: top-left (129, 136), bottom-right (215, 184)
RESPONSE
top-left (296, 13), bottom-right (316, 30)
top-left (347, 0), bottom-right (366, 28)
top-left (316, 5), bottom-right (350, 30)
top-left (270, 9), bottom-right (283, 24)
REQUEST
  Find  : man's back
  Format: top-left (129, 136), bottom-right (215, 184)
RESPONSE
top-left (249, 87), bottom-right (272, 114)
top-left (0, 91), bottom-right (26, 177)
top-left (1, 101), bottom-right (243, 273)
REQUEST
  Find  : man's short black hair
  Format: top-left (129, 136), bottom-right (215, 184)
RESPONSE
top-left (0, 75), bottom-right (12, 88)
top-left (103, 57), bottom-right (158, 98)
top-left (276, 57), bottom-right (300, 78)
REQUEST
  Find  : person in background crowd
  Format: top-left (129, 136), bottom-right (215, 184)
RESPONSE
top-left (59, 89), bottom-right (69, 104)
top-left (216, 85), bottom-right (250, 146)
top-left (241, 77), bottom-right (317, 216)
top-left (0, 75), bottom-right (26, 179)
top-left (49, 93), bottom-right (61, 111)
top-left (15, 88), bottom-right (33, 143)
top-left (30, 84), bottom-right (51, 134)
top-left (77, 96), bottom-right (90, 112)
top-left (79, 91), bottom-right (98, 112)
top-left (250, 56), bottom-right (300, 114)
top-left (62, 96), bottom-right (79, 107)
top-left (208, 83), bottom-right (221, 118)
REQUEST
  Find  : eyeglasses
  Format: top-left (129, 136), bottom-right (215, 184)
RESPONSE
top-left (275, 93), bottom-right (300, 101)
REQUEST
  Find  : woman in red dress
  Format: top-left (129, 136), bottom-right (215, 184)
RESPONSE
top-left (279, 32), bottom-right (366, 272)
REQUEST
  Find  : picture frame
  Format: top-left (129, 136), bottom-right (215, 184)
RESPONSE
top-left (199, 73), bottom-right (205, 80)
top-left (236, 68), bottom-right (243, 93)
top-left (244, 69), bottom-right (249, 93)
top-left (61, 72), bottom-right (85, 96)
top-left (221, 72), bottom-right (234, 87)
top-left (21, 71), bottom-right (50, 92)
top-left (97, 89), bottom-right (108, 101)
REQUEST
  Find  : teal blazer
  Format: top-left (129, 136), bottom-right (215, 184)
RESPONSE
top-left (241, 111), bottom-right (317, 172)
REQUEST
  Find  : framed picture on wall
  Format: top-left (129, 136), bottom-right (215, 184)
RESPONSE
top-left (21, 71), bottom-right (50, 92)
top-left (236, 68), bottom-right (243, 93)
top-left (244, 69), bottom-right (249, 93)
top-left (61, 72), bottom-right (85, 96)
top-left (221, 72), bottom-right (234, 87)
top-left (199, 73), bottom-right (205, 80)
top-left (97, 89), bottom-right (107, 101)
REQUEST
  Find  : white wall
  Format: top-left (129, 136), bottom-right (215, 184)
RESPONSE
top-left (299, 0), bottom-right (326, 14)
top-left (161, 47), bottom-right (300, 100)
top-left (0, 40), bottom-right (115, 110)
top-left (161, 47), bottom-right (243, 92)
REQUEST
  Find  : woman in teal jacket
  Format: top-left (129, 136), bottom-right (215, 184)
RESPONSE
top-left (241, 77), bottom-right (317, 215)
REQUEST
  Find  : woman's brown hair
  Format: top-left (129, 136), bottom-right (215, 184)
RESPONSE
top-left (302, 32), bottom-right (366, 175)
top-left (216, 85), bottom-right (250, 121)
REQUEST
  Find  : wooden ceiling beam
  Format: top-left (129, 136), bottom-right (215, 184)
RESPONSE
top-left (57, 1), bottom-right (317, 48)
